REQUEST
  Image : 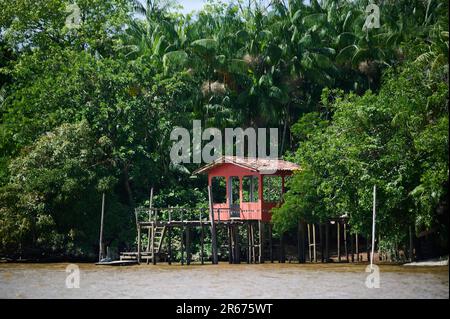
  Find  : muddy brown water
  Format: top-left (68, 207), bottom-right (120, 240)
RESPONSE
top-left (0, 262), bottom-right (448, 299)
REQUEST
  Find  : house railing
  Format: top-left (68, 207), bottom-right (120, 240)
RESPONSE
top-left (134, 206), bottom-right (273, 223)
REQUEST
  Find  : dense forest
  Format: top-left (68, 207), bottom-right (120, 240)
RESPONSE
top-left (0, 0), bottom-right (448, 260)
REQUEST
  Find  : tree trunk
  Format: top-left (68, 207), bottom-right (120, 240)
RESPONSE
top-left (280, 104), bottom-right (289, 156)
top-left (123, 164), bottom-right (135, 207)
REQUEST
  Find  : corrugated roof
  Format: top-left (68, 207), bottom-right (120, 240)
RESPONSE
top-left (193, 156), bottom-right (300, 174)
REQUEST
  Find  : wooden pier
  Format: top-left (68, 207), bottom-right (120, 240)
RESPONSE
top-left (119, 200), bottom-right (368, 265)
top-left (121, 207), bottom-right (272, 265)
top-left (112, 155), bottom-right (411, 265)
top-left (115, 156), bottom-right (383, 265)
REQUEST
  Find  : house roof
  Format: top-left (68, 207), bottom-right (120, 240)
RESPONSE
top-left (193, 156), bottom-right (300, 174)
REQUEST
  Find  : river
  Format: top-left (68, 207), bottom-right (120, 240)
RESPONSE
top-left (0, 262), bottom-right (448, 299)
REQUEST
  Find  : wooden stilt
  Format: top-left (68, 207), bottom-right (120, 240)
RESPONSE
top-left (344, 222), bottom-right (348, 262)
top-left (337, 222), bottom-right (341, 263)
top-left (167, 226), bottom-right (172, 265)
top-left (307, 224), bottom-right (312, 262)
top-left (181, 226), bottom-right (185, 265)
top-left (409, 225), bottom-right (414, 262)
top-left (325, 222), bottom-right (329, 262)
top-left (356, 232), bottom-right (359, 262)
top-left (208, 186), bottom-right (218, 264)
top-left (269, 223), bottom-right (273, 263)
top-left (251, 222), bottom-right (256, 263)
top-left (99, 192), bottom-right (106, 262)
top-left (297, 221), bottom-right (301, 263)
top-left (366, 234), bottom-right (370, 262)
top-left (247, 223), bottom-right (251, 264)
top-left (320, 224), bottom-right (324, 263)
top-left (186, 225), bottom-right (191, 265)
top-left (298, 220), bottom-right (306, 263)
top-left (228, 223), bottom-right (233, 264)
top-left (146, 188), bottom-right (153, 252)
top-left (137, 223), bottom-right (141, 264)
top-left (351, 233), bottom-right (355, 263)
top-left (280, 232), bottom-right (286, 263)
top-left (146, 226), bottom-right (151, 265)
top-left (258, 221), bottom-right (265, 263)
top-left (234, 224), bottom-right (240, 264)
top-left (152, 222), bottom-right (156, 265)
top-left (378, 235), bottom-right (381, 262)
top-left (200, 223), bottom-right (204, 265)
top-left (312, 224), bottom-right (317, 262)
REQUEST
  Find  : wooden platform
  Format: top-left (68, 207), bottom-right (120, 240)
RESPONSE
top-left (120, 251), bottom-right (153, 261)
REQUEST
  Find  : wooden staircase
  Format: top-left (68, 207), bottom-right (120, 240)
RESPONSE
top-left (120, 225), bottom-right (166, 263)
top-left (152, 226), bottom-right (166, 254)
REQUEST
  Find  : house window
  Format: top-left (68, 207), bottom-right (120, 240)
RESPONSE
top-left (229, 176), bottom-right (240, 205)
top-left (283, 175), bottom-right (291, 192)
top-left (242, 176), bottom-right (259, 202)
top-left (263, 175), bottom-right (282, 202)
top-left (211, 176), bottom-right (226, 203)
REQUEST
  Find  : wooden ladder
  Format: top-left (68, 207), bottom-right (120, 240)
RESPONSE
top-left (143, 225), bottom-right (166, 263)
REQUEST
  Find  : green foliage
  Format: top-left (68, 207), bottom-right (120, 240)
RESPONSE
top-left (0, 121), bottom-right (133, 257)
top-left (273, 55), bottom-right (448, 248)
top-left (0, 0), bottom-right (448, 258)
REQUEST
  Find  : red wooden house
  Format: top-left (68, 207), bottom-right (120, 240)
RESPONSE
top-left (194, 156), bottom-right (300, 222)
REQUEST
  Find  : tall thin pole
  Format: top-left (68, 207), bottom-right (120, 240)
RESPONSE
top-left (312, 224), bottom-right (317, 263)
top-left (371, 185), bottom-right (376, 270)
top-left (98, 192), bottom-right (105, 262)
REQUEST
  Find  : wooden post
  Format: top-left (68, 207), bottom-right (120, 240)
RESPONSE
top-left (258, 221), bottom-right (265, 263)
top-left (228, 223), bottom-right (233, 264)
top-left (319, 224), bottom-right (324, 263)
top-left (147, 188), bottom-right (153, 252)
top-left (378, 235), bottom-right (381, 262)
top-left (312, 224), bottom-right (317, 262)
top-left (297, 222), bottom-right (301, 263)
top-left (344, 222), bottom-right (348, 262)
top-left (298, 220), bottom-right (306, 263)
top-left (269, 223), bottom-right (274, 263)
top-left (98, 192), bottom-right (106, 262)
top-left (137, 224), bottom-right (141, 264)
top-left (307, 224), bottom-right (311, 262)
top-left (366, 235), bottom-right (370, 262)
top-left (152, 224), bottom-right (156, 265)
top-left (355, 232), bottom-right (359, 262)
top-left (200, 223), bottom-right (205, 265)
top-left (251, 222), bottom-right (256, 263)
top-left (208, 186), bottom-right (218, 264)
top-left (350, 235), bottom-right (355, 263)
top-left (186, 225), bottom-right (191, 265)
top-left (409, 225), bottom-right (414, 262)
top-left (280, 232), bottom-right (286, 263)
top-left (325, 222), bottom-right (329, 262)
top-left (167, 226), bottom-right (172, 265)
top-left (246, 223), bottom-right (251, 264)
top-left (371, 185), bottom-right (376, 269)
top-left (234, 224), bottom-right (240, 264)
top-left (337, 221), bottom-right (341, 263)
top-left (181, 225), bottom-right (185, 266)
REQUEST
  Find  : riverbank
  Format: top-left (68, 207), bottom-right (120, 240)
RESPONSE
top-left (404, 257), bottom-right (449, 266)
top-left (0, 262), bottom-right (448, 299)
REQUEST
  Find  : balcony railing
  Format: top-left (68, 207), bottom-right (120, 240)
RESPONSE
top-left (134, 206), bottom-right (272, 223)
